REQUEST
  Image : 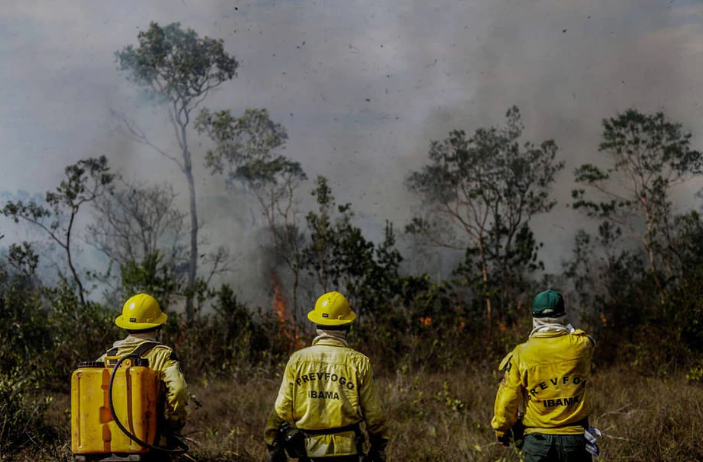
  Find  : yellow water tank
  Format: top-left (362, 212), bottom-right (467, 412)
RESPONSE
top-left (71, 357), bottom-right (158, 455)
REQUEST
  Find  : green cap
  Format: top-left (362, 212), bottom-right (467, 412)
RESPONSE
top-left (532, 290), bottom-right (565, 318)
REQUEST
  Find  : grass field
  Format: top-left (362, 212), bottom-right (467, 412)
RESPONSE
top-left (24, 364), bottom-right (703, 462)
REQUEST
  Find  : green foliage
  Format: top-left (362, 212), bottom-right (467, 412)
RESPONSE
top-left (120, 251), bottom-right (183, 311)
top-left (671, 209), bottom-right (703, 272)
top-left (115, 22), bottom-right (237, 104)
top-left (161, 284), bottom-right (284, 377)
top-left (0, 369), bottom-right (55, 457)
top-left (197, 108), bottom-right (290, 179)
top-left (303, 176), bottom-right (402, 318)
top-left (40, 279), bottom-right (117, 387)
top-left (0, 243), bottom-right (50, 373)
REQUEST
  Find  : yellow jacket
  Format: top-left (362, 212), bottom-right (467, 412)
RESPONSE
top-left (264, 336), bottom-right (389, 458)
top-left (491, 329), bottom-right (595, 437)
top-left (98, 335), bottom-right (188, 431)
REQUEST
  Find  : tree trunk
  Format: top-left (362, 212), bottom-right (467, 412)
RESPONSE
top-left (643, 210), bottom-right (663, 295)
top-left (182, 131), bottom-right (198, 324)
top-left (479, 238), bottom-right (492, 324)
top-left (292, 265), bottom-right (299, 323)
top-left (66, 209), bottom-right (86, 309)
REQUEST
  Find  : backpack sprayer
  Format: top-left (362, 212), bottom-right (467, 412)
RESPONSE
top-left (71, 343), bottom-right (188, 461)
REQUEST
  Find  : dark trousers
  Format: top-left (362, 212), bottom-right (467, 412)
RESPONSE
top-left (74, 454), bottom-right (172, 462)
top-left (523, 434), bottom-right (592, 462)
top-left (301, 456), bottom-right (359, 462)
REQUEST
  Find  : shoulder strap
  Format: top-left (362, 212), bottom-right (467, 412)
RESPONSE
top-left (132, 341), bottom-right (161, 358)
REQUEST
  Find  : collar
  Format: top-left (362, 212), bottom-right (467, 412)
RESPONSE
top-left (128, 332), bottom-right (157, 341)
top-left (112, 333), bottom-right (157, 348)
top-left (530, 330), bottom-right (570, 338)
top-left (311, 336), bottom-right (349, 348)
top-left (529, 316), bottom-right (574, 338)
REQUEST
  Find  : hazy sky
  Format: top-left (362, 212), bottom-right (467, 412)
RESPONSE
top-left (1, 0), bottom-right (703, 303)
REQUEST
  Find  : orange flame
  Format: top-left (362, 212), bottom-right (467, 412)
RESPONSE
top-left (272, 278), bottom-right (290, 325)
top-left (271, 271), bottom-right (304, 350)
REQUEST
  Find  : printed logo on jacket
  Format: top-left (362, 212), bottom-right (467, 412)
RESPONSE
top-left (296, 371), bottom-right (356, 400)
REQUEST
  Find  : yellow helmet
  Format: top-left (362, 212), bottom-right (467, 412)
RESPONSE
top-left (115, 293), bottom-right (168, 330)
top-left (307, 291), bottom-right (356, 326)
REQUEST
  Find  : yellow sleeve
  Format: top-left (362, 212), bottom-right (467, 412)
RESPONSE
top-left (273, 359), bottom-right (296, 421)
top-left (264, 360), bottom-right (295, 446)
top-left (263, 408), bottom-right (287, 447)
top-left (359, 360), bottom-right (389, 441)
top-left (162, 357), bottom-right (188, 430)
top-left (490, 351), bottom-right (521, 437)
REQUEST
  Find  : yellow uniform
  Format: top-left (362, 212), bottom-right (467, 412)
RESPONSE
top-left (492, 329), bottom-right (595, 437)
top-left (99, 335), bottom-right (188, 432)
top-left (264, 336), bottom-right (389, 458)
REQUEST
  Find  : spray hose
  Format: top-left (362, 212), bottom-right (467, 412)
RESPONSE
top-left (108, 354), bottom-right (188, 455)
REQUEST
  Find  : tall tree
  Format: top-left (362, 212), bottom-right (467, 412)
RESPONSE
top-left (1, 157), bottom-right (114, 307)
top-left (407, 106), bottom-right (563, 321)
top-left (196, 108), bottom-right (307, 319)
top-left (115, 22), bottom-right (238, 322)
top-left (572, 109), bottom-right (703, 288)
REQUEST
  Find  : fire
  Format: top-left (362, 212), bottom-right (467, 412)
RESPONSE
top-left (272, 275), bottom-right (290, 325)
top-left (270, 271), bottom-right (305, 350)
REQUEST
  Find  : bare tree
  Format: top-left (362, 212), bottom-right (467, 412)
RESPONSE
top-left (115, 22), bottom-right (238, 322)
top-left (2, 157), bottom-right (114, 308)
top-left (87, 179), bottom-right (188, 299)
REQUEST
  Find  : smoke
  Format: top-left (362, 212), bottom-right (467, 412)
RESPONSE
top-left (400, 0), bottom-right (703, 270)
top-left (1, 0), bottom-right (703, 306)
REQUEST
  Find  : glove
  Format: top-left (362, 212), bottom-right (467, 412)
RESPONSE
top-left (267, 443), bottom-right (287, 462)
top-left (363, 436), bottom-right (388, 462)
top-left (496, 433), bottom-right (511, 447)
top-left (584, 427), bottom-right (602, 456)
top-left (363, 447), bottom-right (387, 462)
top-left (165, 429), bottom-right (187, 450)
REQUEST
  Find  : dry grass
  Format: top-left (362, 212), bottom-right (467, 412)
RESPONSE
top-left (27, 365), bottom-right (703, 462)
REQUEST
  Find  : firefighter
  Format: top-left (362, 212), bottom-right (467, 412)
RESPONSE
top-left (491, 289), bottom-right (597, 462)
top-left (98, 293), bottom-right (188, 460)
top-left (264, 291), bottom-right (389, 462)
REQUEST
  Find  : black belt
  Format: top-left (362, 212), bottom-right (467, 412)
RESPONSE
top-left (301, 423), bottom-right (361, 436)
